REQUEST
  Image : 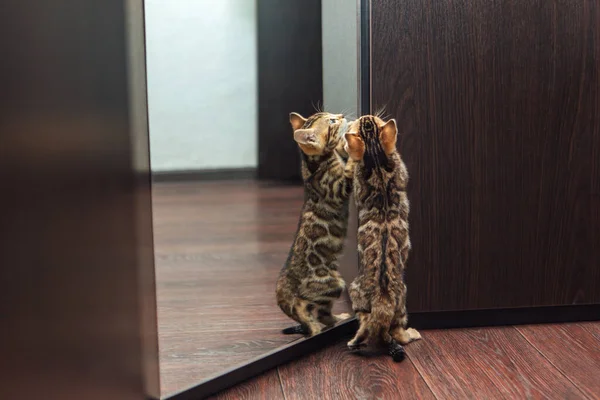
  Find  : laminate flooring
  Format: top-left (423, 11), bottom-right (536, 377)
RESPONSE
top-left (152, 180), bottom-right (351, 396)
top-left (211, 322), bottom-right (600, 400)
top-left (153, 180), bottom-right (600, 399)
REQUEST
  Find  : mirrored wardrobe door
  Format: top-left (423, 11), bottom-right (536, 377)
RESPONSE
top-left (144, 0), bottom-right (360, 397)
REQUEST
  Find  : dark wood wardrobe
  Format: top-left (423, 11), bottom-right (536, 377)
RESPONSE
top-left (369, 0), bottom-right (600, 319)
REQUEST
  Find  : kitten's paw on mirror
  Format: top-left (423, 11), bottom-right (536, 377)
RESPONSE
top-left (282, 325), bottom-right (308, 335)
top-left (336, 312), bottom-right (351, 321)
top-left (320, 314), bottom-right (351, 332)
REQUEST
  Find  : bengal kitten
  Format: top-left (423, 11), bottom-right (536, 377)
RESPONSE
top-left (344, 115), bottom-right (421, 361)
top-left (276, 111), bottom-right (356, 337)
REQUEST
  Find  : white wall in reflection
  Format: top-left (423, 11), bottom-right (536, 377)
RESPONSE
top-left (322, 0), bottom-right (358, 116)
top-left (146, 0), bottom-right (257, 172)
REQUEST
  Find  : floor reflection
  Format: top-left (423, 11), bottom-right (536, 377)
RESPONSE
top-left (153, 180), bottom-right (340, 395)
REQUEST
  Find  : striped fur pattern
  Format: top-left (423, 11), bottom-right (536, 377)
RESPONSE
top-left (276, 112), bottom-right (356, 336)
top-left (344, 115), bottom-right (421, 361)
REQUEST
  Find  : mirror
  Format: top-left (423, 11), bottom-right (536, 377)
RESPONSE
top-left (145, 0), bottom-right (359, 396)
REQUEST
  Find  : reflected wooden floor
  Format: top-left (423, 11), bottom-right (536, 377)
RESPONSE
top-left (152, 180), bottom-right (350, 396)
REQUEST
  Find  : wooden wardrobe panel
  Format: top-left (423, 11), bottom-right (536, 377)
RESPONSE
top-left (371, 0), bottom-right (600, 311)
top-left (0, 1), bottom-right (158, 398)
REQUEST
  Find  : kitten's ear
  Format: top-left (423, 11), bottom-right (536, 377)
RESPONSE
top-left (294, 129), bottom-right (317, 145)
top-left (380, 119), bottom-right (398, 155)
top-left (290, 112), bottom-right (307, 131)
top-left (344, 133), bottom-right (365, 160)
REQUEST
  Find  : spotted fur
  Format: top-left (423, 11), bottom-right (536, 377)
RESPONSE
top-left (276, 112), bottom-right (356, 336)
top-left (344, 115), bottom-right (421, 361)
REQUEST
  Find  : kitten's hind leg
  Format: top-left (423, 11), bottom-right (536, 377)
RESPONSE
top-left (278, 297), bottom-right (312, 335)
top-left (388, 339), bottom-right (406, 362)
top-left (290, 299), bottom-right (322, 337)
top-left (347, 312), bottom-right (370, 350)
top-left (390, 309), bottom-right (421, 344)
top-left (390, 326), bottom-right (421, 344)
top-left (316, 301), bottom-right (351, 328)
top-left (282, 324), bottom-right (309, 335)
top-left (382, 329), bottom-right (406, 362)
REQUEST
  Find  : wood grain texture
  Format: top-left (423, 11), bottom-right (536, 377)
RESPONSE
top-left (406, 327), bottom-right (586, 399)
top-left (371, 0), bottom-right (600, 311)
top-left (159, 330), bottom-right (293, 394)
top-left (517, 323), bottom-right (600, 399)
top-left (581, 321), bottom-right (600, 342)
top-left (153, 181), bottom-right (352, 396)
top-left (206, 323), bottom-right (600, 399)
top-left (278, 340), bottom-right (435, 400)
top-left (207, 370), bottom-right (285, 400)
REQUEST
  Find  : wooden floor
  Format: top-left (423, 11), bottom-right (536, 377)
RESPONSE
top-left (210, 321), bottom-right (600, 400)
top-left (154, 180), bottom-right (600, 398)
top-left (152, 180), bottom-right (351, 396)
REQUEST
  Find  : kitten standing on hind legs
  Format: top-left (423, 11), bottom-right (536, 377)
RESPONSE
top-left (276, 111), bottom-right (355, 337)
top-left (344, 115), bottom-right (421, 361)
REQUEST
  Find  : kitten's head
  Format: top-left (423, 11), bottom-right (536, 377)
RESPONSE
top-left (289, 112), bottom-right (347, 156)
top-left (344, 115), bottom-right (397, 161)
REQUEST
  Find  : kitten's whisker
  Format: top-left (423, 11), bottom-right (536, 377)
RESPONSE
top-left (373, 106), bottom-right (382, 118)
top-left (374, 105), bottom-right (390, 119)
top-left (375, 109), bottom-right (392, 121)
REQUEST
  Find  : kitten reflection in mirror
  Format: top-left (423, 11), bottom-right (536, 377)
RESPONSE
top-left (344, 115), bottom-right (421, 362)
top-left (276, 111), bottom-right (356, 337)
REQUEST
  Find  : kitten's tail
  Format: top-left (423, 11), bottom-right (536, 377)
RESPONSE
top-left (350, 295), bottom-right (395, 348)
top-left (371, 295), bottom-right (406, 362)
top-left (369, 295), bottom-right (395, 343)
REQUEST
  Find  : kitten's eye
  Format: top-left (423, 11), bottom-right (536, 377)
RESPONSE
top-left (329, 118), bottom-right (336, 124)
